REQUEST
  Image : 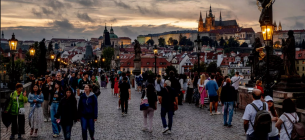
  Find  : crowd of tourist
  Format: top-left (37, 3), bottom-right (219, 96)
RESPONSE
top-left (3, 66), bottom-right (304, 140)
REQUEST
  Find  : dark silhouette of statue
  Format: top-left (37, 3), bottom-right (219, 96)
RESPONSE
top-left (258, 0), bottom-right (273, 25)
top-left (48, 41), bottom-right (53, 52)
top-left (283, 30), bottom-right (298, 76)
top-left (134, 39), bottom-right (141, 60)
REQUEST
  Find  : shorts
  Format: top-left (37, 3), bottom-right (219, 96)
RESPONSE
top-left (209, 95), bottom-right (218, 102)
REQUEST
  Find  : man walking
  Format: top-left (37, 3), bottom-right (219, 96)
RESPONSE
top-left (242, 89), bottom-right (269, 140)
top-left (118, 77), bottom-right (131, 116)
top-left (205, 75), bottom-right (220, 115)
top-left (231, 72), bottom-right (244, 107)
top-left (158, 80), bottom-right (178, 134)
top-left (220, 78), bottom-right (236, 127)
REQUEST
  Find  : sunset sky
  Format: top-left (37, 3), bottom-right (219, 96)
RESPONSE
top-left (1, 0), bottom-right (305, 41)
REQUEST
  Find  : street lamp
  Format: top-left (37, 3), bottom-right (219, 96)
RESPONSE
top-left (29, 45), bottom-right (35, 74)
top-left (194, 33), bottom-right (202, 75)
top-left (8, 33), bottom-right (18, 87)
top-left (154, 45), bottom-right (158, 74)
top-left (51, 53), bottom-right (55, 70)
top-left (261, 23), bottom-right (274, 97)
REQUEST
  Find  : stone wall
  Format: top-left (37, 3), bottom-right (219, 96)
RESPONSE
top-left (238, 86), bottom-right (305, 123)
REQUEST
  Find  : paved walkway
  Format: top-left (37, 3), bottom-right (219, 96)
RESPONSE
top-left (1, 82), bottom-right (247, 140)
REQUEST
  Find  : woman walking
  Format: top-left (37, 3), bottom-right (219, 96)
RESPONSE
top-left (275, 98), bottom-right (299, 140)
top-left (114, 74), bottom-right (119, 97)
top-left (198, 74), bottom-right (208, 108)
top-left (186, 75), bottom-right (194, 104)
top-left (264, 96), bottom-right (279, 140)
top-left (100, 73), bottom-right (107, 88)
top-left (90, 75), bottom-right (100, 97)
top-left (55, 88), bottom-right (77, 140)
top-left (142, 77), bottom-right (157, 133)
top-left (28, 84), bottom-right (44, 137)
top-left (4, 83), bottom-right (28, 139)
top-left (50, 81), bottom-right (64, 138)
top-left (155, 75), bottom-right (164, 96)
top-left (78, 84), bottom-right (98, 140)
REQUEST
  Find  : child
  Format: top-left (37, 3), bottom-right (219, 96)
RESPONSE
top-left (255, 80), bottom-right (264, 98)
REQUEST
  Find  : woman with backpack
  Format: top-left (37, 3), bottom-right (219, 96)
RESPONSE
top-left (4, 83), bottom-right (28, 139)
top-left (275, 98), bottom-right (301, 140)
top-left (28, 84), bottom-right (44, 137)
top-left (141, 77), bottom-right (157, 133)
top-left (155, 75), bottom-right (164, 96)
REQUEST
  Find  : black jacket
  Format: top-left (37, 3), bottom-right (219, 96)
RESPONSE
top-left (42, 82), bottom-right (54, 100)
top-left (55, 96), bottom-right (77, 126)
top-left (220, 84), bottom-right (236, 103)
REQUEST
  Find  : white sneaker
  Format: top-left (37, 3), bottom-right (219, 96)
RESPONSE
top-left (210, 113), bottom-right (214, 116)
top-left (167, 130), bottom-right (171, 134)
top-left (162, 127), bottom-right (169, 133)
top-left (215, 111), bottom-right (221, 115)
top-left (117, 107), bottom-right (120, 110)
top-left (53, 134), bottom-right (59, 138)
top-left (48, 118), bottom-right (51, 121)
top-left (44, 119), bottom-right (47, 122)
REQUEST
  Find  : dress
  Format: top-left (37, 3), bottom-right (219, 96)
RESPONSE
top-left (199, 87), bottom-right (206, 105)
top-left (29, 107), bottom-right (43, 129)
top-left (114, 78), bottom-right (119, 94)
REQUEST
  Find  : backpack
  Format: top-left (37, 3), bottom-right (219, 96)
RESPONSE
top-left (250, 102), bottom-right (272, 135)
top-left (283, 113), bottom-right (305, 140)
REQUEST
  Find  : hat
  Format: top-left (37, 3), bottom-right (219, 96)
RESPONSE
top-left (164, 80), bottom-right (171, 87)
top-left (265, 96), bottom-right (273, 102)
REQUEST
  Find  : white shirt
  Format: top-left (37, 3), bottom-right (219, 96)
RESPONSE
top-left (231, 76), bottom-right (243, 90)
top-left (242, 100), bottom-right (269, 135)
top-left (98, 68), bottom-right (101, 73)
top-left (197, 79), bottom-right (209, 88)
top-left (279, 112), bottom-right (299, 140)
top-left (268, 111), bottom-right (279, 137)
top-left (155, 79), bottom-right (164, 92)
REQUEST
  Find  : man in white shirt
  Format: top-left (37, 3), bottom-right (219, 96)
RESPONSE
top-left (230, 72), bottom-right (243, 106)
top-left (242, 89), bottom-right (269, 140)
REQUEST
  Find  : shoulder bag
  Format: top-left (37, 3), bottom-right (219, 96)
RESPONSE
top-left (140, 89), bottom-right (149, 111)
top-left (17, 96), bottom-right (25, 115)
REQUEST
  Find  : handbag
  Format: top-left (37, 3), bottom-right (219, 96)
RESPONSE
top-left (140, 89), bottom-right (149, 111)
top-left (17, 96), bottom-right (25, 115)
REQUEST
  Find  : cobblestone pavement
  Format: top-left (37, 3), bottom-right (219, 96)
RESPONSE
top-left (1, 82), bottom-right (247, 140)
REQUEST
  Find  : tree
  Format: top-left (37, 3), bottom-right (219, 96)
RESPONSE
top-left (168, 37), bottom-right (173, 45)
top-left (240, 42), bottom-right (248, 47)
top-left (201, 36), bottom-right (214, 46)
top-left (206, 62), bottom-right (218, 73)
top-left (146, 39), bottom-right (154, 46)
top-left (158, 37), bottom-right (165, 47)
top-left (165, 65), bottom-right (177, 76)
top-left (179, 36), bottom-right (193, 46)
top-left (102, 47), bottom-right (114, 71)
top-left (38, 39), bottom-right (47, 76)
top-left (227, 37), bottom-right (240, 48)
top-left (6, 59), bottom-right (25, 82)
top-left (219, 37), bottom-right (226, 47)
top-left (193, 62), bottom-right (207, 73)
top-left (173, 40), bottom-right (178, 46)
top-left (227, 69), bottom-right (235, 78)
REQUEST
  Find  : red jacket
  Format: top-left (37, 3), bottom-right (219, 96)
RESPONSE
top-left (256, 85), bottom-right (264, 94)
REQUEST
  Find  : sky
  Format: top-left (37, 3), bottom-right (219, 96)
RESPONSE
top-left (1, 0), bottom-right (305, 41)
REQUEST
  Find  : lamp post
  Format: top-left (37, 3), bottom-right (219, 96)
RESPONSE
top-left (51, 53), bottom-right (55, 70)
top-left (116, 54), bottom-right (120, 71)
top-left (29, 45), bottom-right (35, 74)
top-left (194, 33), bottom-right (202, 75)
top-left (153, 45), bottom-right (158, 75)
top-left (8, 33), bottom-right (18, 87)
top-left (261, 22), bottom-right (274, 97)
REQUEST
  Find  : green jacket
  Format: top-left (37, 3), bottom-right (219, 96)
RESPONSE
top-left (6, 91), bottom-right (28, 115)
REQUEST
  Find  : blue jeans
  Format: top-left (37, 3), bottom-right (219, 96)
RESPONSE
top-left (269, 135), bottom-right (279, 140)
top-left (61, 125), bottom-right (72, 140)
top-left (80, 117), bottom-right (95, 140)
top-left (223, 101), bottom-right (234, 125)
top-left (161, 107), bottom-right (174, 130)
top-left (50, 103), bottom-right (61, 134)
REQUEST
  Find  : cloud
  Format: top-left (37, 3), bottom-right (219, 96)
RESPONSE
top-left (31, 8), bottom-right (42, 17)
top-left (292, 21), bottom-right (305, 29)
top-left (75, 0), bottom-right (99, 7)
top-left (77, 12), bottom-right (95, 22)
top-left (41, 7), bottom-right (54, 16)
top-left (49, 19), bottom-right (75, 30)
top-left (284, 16), bottom-right (305, 20)
top-left (113, 0), bottom-right (132, 9)
top-left (46, 0), bottom-right (70, 11)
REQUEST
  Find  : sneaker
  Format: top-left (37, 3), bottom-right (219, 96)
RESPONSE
top-left (228, 125), bottom-right (233, 128)
top-left (44, 118), bottom-right (48, 122)
top-left (122, 113), bottom-right (125, 116)
top-left (53, 134), bottom-right (59, 138)
top-left (162, 127), bottom-right (169, 133)
top-left (224, 124), bottom-right (228, 126)
top-left (167, 130), bottom-right (171, 134)
top-left (117, 107), bottom-right (120, 110)
top-left (214, 111), bottom-right (221, 115)
top-left (48, 118), bottom-right (51, 121)
top-left (210, 113), bottom-right (213, 116)
top-left (33, 133), bottom-right (38, 138)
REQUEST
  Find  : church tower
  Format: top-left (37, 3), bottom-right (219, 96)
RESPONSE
top-left (219, 11), bottom-right (222, 26)
top-left (273, 21), bottom-right (277, 31)
top-left (278, 22), bottom-right (282, 31)
top-left (110, 25), bottom-right (114, 34)
top-left (198, 12), bottom-right (204, 32)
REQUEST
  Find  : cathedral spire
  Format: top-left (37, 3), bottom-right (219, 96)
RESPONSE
top-left (220, 11), bottom-right (222, 21)
top-left (198, 11), bottom-right (204, 32)
top-left (209, 4), bottom-right (213, 17)
top-left (279, 21), bottom-right (282, 31)
top-left (110, 24), bottom-right (114, 34)
top-left (199, 11), bottom-right (203, 21)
